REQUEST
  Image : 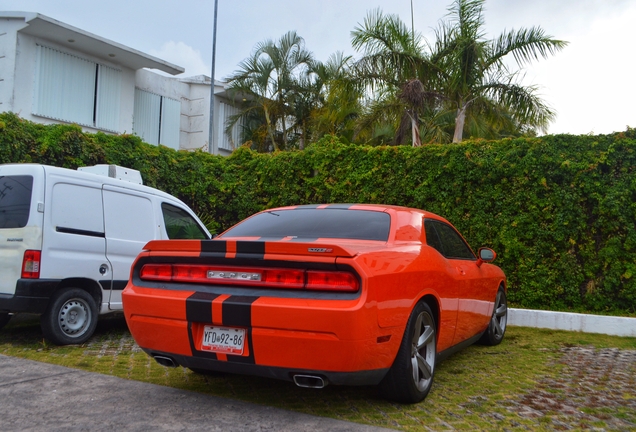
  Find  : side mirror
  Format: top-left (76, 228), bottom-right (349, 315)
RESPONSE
top-left (476, 247), bottom-right (496, 267)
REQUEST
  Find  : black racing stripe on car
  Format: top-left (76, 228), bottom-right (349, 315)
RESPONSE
top-left (200, 240), bottom-right (227, 254)
top-left (222, 296), bottom-right (258, 327)
top-left (290, 237), bottom-right (318, 242)
top-left (324, 203), bottom-right (355, 209)
top-left (223, 296), bottom-right (259, 364)
top-left (236, 241), bottom-right (265, 259)
top-left (186, 291), bottom-right (219, 323)
top-left (186, 292), bottom-right (220, 360)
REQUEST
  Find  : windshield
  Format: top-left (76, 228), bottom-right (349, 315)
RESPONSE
top-left (222, 208), bottom-right (390, 241)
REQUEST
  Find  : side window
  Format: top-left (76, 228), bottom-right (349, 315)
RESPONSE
top-left (425, 219), bottom-right (475, 260)
top-left (424, 220), bottom-right (444, 255)
top-left (161, 203), bottom-right (207, 239)
top-left (434, 221), bottom-right (475, 260)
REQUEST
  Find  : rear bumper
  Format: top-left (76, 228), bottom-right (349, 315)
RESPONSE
top-left (123, 285), bottom-right (403, 384)
top-left (143, 348), bottom-right (389, 386)
top-left (0, 279), bottom-right (60, 313)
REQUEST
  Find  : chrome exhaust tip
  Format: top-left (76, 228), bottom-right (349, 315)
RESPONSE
top-left (153, 355), bottom-right (178, 368)
top-left (293, 374), bottom-right (328, 389)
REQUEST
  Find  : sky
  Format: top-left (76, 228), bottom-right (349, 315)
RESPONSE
top-left (5, 0), bottom-right (636, 135)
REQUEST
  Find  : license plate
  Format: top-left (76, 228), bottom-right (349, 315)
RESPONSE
top-left (201, 326), bottom-right (245, 355)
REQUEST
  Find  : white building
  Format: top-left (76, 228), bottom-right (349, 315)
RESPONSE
top-left (0, 11), bottom-right (242, 155)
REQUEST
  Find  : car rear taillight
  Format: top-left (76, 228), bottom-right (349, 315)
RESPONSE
top-left (21, 250), bottom-right (41, 279)
top-left (139, 264), bottom-right (358, 292)
top-left (306, 271), bottom-right (359, 292)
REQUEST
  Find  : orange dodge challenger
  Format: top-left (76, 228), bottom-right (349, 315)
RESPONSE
top-left (123, 204), bottom-right (507, 403)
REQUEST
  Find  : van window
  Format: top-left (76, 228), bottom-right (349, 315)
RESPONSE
top-left (0, 175), bottom-right (33, 228)
top-left (161, 203), bottom-right (207, 239)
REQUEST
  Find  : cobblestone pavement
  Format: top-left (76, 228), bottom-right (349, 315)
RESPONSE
top-left (506, 347), bottom-right (636, 430)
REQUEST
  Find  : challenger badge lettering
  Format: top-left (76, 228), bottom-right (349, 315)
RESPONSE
top-left (308, 248), bottom-right (333, 253)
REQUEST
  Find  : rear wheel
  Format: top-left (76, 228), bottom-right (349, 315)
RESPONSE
top-left (479, 287), bottom-right (507, 346)
top-left (379, 301), bottom-right (437, 403)
top-left (41, 288), bottom-right (98, 345)
top-left (0, 312), bottom-right (11, 330)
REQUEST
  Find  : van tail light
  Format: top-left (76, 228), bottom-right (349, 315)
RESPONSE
top-left (22, 250), bottom-right (41, 279)
top-left (139, 264), bottom-right (359, 293)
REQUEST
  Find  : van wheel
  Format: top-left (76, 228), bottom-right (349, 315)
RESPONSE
top-left (0, 313), bottom-right (11, 330)
top-left (41, 288), bottom-right (98, 345)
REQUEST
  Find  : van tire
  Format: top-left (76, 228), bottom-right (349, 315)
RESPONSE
top-left (0, 313), bottom-right (11, 330)
top-left (41, 288), bottom-right (98, 345)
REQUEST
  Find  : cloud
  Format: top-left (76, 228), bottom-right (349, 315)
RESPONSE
top-left (149, 41), bottom-right (211, 77)
top-left (521, 3), bottom-right (636, 135)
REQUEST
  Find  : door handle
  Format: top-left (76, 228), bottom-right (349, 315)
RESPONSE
top-left (456, 267), bottom-right (465, 275)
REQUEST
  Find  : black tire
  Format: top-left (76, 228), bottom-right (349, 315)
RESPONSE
top-left (379, 301), bottom-right (437, 404)
top-left (479, 287), bottom-right (507, 346)
top-left (41, 288), bottom-right (98, 345)
top-left (0, 312), bottom-right (11, 330)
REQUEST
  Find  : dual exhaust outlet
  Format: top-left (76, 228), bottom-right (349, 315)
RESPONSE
top-left (152, 355), bottom-right (328, 389)
top-left (292, 374), bottom-right (328, 389)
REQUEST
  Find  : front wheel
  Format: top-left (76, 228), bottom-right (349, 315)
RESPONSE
top-left (41, 288), bottom-right (98, 345)
top-left (479, 287), bottom-right (507, 346)
top-left (379, 301), bottom-right (437, 403)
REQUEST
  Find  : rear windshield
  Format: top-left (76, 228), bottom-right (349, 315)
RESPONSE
top-left (0, 175), bottom-right (33, 228)
top-left (222, 208), bottom-right (390, 241)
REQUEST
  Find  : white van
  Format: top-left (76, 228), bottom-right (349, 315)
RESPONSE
top-left (0, 163), bottom-right (211, 344)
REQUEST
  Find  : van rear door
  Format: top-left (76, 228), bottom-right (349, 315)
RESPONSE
top-left (0, 166), bottom-right (45, 296)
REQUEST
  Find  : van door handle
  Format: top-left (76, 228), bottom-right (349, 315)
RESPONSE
top-left (99, 264), bottom-right (108, 275)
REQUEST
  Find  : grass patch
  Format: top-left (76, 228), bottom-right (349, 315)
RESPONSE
top-left (1, 315), bottom-right (635, 430)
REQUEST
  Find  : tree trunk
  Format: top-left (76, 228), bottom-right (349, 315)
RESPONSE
top-left (407, 110), bottom-right (422, 147)
top-left (453, 104), bottom-right (467, 143)
top-left (299, 120), bottom-right (305, 150)
top-left (263, 105), bottom-right (279, 152)
top-left (411, 112), bottom-right (421, 147)
top-left (281, 114), bottom-right (288, 150)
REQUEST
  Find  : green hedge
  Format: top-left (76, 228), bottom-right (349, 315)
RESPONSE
top-left (1, 112), bottom-right (634, 315)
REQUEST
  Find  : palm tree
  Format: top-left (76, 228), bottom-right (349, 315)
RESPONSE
top-left (433, 0), bottom-right (568, 142)
top-left (351, 9), bottom-right (441, 146)
top-left (225, 31), bottom-right (313, 151)
top-left (303, 52), bottom-right (361, 144)
top-left (350, 0), bottom-right (567, 143)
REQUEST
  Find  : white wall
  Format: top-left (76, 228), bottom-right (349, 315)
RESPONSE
top-left (0, 18), bottom-right (22, 113)
top-left (7, 31), bottom-right (137, 134)
top-left (1, 16), bottom-right (238, 155)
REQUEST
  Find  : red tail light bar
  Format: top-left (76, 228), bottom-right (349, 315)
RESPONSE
top-left (139, 264), bottom-right (359, 292)
top-left (22, 250), bottom-right (41, 279)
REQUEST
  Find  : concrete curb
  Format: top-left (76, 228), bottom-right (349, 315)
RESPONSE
top-left (508, 308), bottom-right (636, 337)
